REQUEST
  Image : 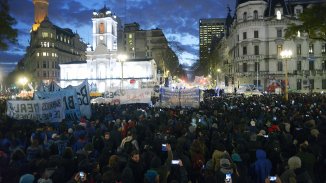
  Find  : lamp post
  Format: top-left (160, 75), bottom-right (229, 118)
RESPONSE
top-left (280, 50), bottom-right (292, 101)
top-left (117, 54), bottom-right (128, 92)
top-left (216, 68), bottom-right (221, 88)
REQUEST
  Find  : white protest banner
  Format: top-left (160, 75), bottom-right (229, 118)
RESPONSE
top-left (6, 97), bottom-right (65, 123)
top-left (120, 89), bottom-right (152, 104)
top-left (72, 80), bottom-right (91, 119)
top-left (161, 88), bottom-right (200, 108)
top-left (95, 89), bottom-right (151, 104)
top-left (34, 89), bottom-right (81, 121)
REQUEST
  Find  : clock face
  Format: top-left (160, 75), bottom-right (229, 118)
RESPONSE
top-left (99, 36), bottom-right (104, 40)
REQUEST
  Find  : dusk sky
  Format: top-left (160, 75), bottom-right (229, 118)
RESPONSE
top-left (0, 0), bottom-right (235, 76)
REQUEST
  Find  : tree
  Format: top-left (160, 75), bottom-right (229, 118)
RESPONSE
top-left (285, 3), bottom-right (326, 41)
top-left (0, 0), bottom-right (18, 50)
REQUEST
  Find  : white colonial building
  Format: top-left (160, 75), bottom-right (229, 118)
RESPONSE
top-left (60, 6), bottom-right (157, 93)
top-left (221, 0), bottom-right (326, 92)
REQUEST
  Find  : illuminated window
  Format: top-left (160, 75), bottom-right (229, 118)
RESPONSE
top-left (309, 44), bottom-right (314, 54)
top-left (322, 44), bottom-right (326, 54)
top-left (37, 52), bottom-right (39, 57)
top-left (129, 34), bottom-right (133, 39)
top-left (42, 32), bottom-right (48, 38)
top-left (43, 52), bottom-right (46, 56)
top-left (99, 23), bottom-right (105, 34)
top-left (276, 11), bottom-right (281, 20)
top-left (297, 31), bottom-right (301, 37)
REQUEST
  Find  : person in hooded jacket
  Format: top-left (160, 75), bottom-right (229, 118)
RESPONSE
top-left (250, 149), bottom-right (272, 183)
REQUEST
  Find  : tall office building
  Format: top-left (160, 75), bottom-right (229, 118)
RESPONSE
top-left (118, 22), bottom-right (178, 75)
top-left (199, 18), bottom-right (226, 63)
top-left (21, 0), bottom-right (86, 83)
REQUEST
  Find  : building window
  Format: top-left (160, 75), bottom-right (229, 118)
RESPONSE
top-left (297, 44), bottom-right (301, 55)
top-left (37, 62), bottom-right (39, 68)
top-left (243, 32), bottom-right (247, 39)
top-left (43, 61), bottom-right (46, 68)
top-left (42, 52), bottom-right (47, 56)
top-left (277, 45), bottom-right (283, 56)
top-left (254, 45), bottom-right (259, 55)
top-left (254, 31), bottom-right (259, 38)
top-left (310, 79), bottom-right (314, 89)
top-left (243, 46), bottom-right (247, 55)
top-left (253, 10), bottom-right (258, 20)
top-left (243, 63), bottom-right (247, 72)
top-left (322, 79), bottom-right (326, 89)
top-left (37, 52), bottom-right (39, 57)
top-left (277, 61), bottom-right (283, 71)
top-left (42, 32), bottom-right (48, 38)
top-left (243, 12), bottom-right (247, 21)
top-left (309, 44), bottom-right (314, 54)
top-left (322, 43), bottom-right (326, 54)
top-left (322, 60), bottom-right (326, 70)
top-left (277, 29), bottom-right (282, 38)
top-left (309, 61), bottom-right (314, 70)
top-left (297, 79), bottom-right (302, 90)
top-left (99, 23), bottom-right (105, 34)
top-left (276, 10), bottom-right (282, 20)
top-left (43, 71), bottom-right (47, 77)
top-left (297, 60), bottom-right (302, 71)
top-left (237, 34), bottom-right (239, 41)
top-left (129, 34), bottom-right (133, 39)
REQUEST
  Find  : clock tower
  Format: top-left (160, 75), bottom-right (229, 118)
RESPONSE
top-left (92, 5), bottom-right (118, 51)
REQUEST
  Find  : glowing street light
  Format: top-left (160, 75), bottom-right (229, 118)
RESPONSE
top-left (280, 50), bottom-right (292, 101)
top-left (216, 68), bottom-right (221, 87)
top-left (18, 77), bottom-right (28, 91)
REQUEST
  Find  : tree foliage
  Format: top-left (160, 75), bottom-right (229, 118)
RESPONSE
top-left (285, 3), bottom-right (326, 41)
top-left (0, 0), bottom-right (18, 51)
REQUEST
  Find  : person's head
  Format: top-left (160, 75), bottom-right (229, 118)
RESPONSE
top-left (130, 150), bottom-right (140, 163)
top-left (104, 132), bottom-right (110, 140)
top-left (288, 156), bottom-right (301, 169)
top-left (108, 155), bottom-right (119, 169)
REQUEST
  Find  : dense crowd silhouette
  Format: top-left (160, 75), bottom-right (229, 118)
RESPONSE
top-left (0, 93), bottom-right (325, 183)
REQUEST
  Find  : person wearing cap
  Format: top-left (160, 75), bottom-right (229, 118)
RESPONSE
top-left (280, 156), bottom-right (312, 183)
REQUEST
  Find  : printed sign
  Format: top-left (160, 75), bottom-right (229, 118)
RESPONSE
top-left (34, 89), bottom-right (81, 121)
top-left (161, 88), bottom-right (200, 108)
top-left (7, 97), bottom-right (65, 123)
top-left (92, 89), bottom-right (152, 104)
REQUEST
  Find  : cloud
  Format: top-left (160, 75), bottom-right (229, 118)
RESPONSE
top-left (4, 0), bottom-right (236, 75)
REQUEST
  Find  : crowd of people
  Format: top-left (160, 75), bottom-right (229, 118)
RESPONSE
top-left (0, 93), bottom-right (325, 183)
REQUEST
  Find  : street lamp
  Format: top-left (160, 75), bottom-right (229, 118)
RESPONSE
top-left (216, 68), bottom-right (221, 87)
top-left (18, 77), bottom-right (28, 93)
top-left (117, 54), bottom-right (128, 91)
top-left (280, 50), bottom-right (292, 101)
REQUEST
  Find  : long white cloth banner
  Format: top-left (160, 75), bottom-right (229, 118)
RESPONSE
top-left (66, 80), bottom-right (91, 119)
top-left (94, 89), bottom-right (152, 104)
top-left (34, 89), bottom-right (81, 121)
top-left (161, 88), bottom-right (200, 108)
top-left (6, 97), bottom-right (65, 123)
